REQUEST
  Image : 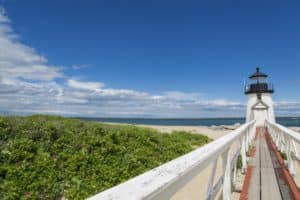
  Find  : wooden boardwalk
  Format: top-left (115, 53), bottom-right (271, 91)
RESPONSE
top-left (244, 128), bottom-right (293, 200)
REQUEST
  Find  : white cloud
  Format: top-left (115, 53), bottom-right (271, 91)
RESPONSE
top-left (163, 91), bottom-right (200, 101)
top-left (0, 7), bottom-right (299, 118)
top-left (0, 7), bottom-right (63, 81)
top-left (67, 79), bottom-right (104, 91)
top-left (71, 64), bottom-right (90, 70)
top-left (0, 7), bottom-right (9, 23)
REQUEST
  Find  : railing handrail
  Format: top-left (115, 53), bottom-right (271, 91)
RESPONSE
top-left (266, 120), bottom-right (300, 143)
top-left (266, 119), bottom-right (300, 177)
top-left (88, 120), bottom-right (255, 200)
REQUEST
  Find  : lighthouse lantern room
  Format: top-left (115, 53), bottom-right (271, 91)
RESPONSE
top-left (245, 68), bottom-right (275, 126)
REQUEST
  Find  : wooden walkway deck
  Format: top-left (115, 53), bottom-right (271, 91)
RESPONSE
top-left (243, 128), bottom-right (293, 200)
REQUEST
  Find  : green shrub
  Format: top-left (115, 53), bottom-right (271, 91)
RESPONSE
top-left (237, 155), bottom-right (242, 169)
top-left (280, 151), bottom-right (287, 160)
top-left (0, 115), bottom-right (211, 199)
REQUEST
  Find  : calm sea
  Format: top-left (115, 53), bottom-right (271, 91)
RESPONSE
top-left (79, 117), bottom-right (300, 127)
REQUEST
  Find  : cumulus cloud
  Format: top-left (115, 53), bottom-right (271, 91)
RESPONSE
top-left (67, 79), bottom-right (104, 91)
top-left (273, 101), bottom-right (300, 116)
top-left (0, 7), bottom-right (299, 118)
top-left (0, 8), bottom-right (63, 81)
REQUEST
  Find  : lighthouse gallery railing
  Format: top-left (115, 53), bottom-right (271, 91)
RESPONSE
top-left (88, 120), bottom-right (256, 200)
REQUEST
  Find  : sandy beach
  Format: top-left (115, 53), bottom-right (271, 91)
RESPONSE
top-left (136, 124), bottom-right (242, 200)
top-left (135, 124), bottom-right (239, 139)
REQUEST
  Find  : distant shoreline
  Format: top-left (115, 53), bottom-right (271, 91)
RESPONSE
top-left (78, 117), bottom-right (300, 127)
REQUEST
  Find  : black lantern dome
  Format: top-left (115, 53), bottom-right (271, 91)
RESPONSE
top-left (245, 67), bottom-right (274, 94)
top-left (249, 67), bottom-right (268, 80)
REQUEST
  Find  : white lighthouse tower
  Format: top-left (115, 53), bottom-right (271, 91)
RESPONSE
top-left (245, 68), bottom-right (275, 127)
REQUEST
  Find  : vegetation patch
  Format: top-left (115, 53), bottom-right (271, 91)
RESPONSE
top-left (280, 151), bottom-right (287, 160)
top-left (0, 115), bottom-right (211, 200)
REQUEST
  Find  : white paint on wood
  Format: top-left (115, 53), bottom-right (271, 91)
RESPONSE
top-left (206, 159), bottom-right (218, 200)
top-left (88, 121), bottom-right (255, 200)
top-left (222, 149), bottom-right (231, 200)
top-left (266, 120), bottom-right (300, 147)
top-left (246, 93), bottom-right (275, 126)
top-left (266, 120), bottom-right (300, 184)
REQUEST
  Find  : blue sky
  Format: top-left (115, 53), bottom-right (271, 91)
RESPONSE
top-left (0, 1), bottom-right (300, 117)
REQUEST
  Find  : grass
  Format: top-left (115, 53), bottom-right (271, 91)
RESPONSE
top-left (0, 115), bottom-right (211, 200)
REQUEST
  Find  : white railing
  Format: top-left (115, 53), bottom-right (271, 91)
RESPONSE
top-left (266, 120), bottom-right (300, 177)
top-left (88, 120), bottom-right (256, 200)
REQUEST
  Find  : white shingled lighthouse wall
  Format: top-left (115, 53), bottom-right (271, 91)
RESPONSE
top-left (246, 93), bottom-right (275, 126)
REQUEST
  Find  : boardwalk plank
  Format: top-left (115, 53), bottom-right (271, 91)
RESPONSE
top-left (261, 168), bottom-right (282, 200)
top-left (248, 128), bottom-right (283, 200)
top-left (260, 130), bottom-right (282, 200)
top-left (248, 135), bottom-right (261, 200)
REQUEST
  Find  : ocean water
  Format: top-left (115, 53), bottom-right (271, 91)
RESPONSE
top-left (79, 117), bottom-right (300, 127)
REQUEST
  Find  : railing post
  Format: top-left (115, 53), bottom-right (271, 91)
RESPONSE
top-left (240, 135), bottom-right (247, 174)
top-left (222, 148), bottom-right (231, 200)
top-left (286, 139), bottom-right (296, 177)
top-left (249, 125), bottom-right (253, 142)
top-left (275, 129), bottom-right (280, 148)
top-left (291, 140), bottom-right (298, 177)
top-left (268, 123), bottom-right (275, 141)
top-left (233, 142), bottom-right (238, 183)
top-left (279, 132), bottom-right (284, 152)
top-left (272, 126), bottom-right (276, 141)
top-left (283, 135), bottom-right (288, 154)
top-left (206, 159), bottom-right (218, 200)
top-left (292, 140), bottom-right (299, 158)
top-left (250, 123), bottom-right (255, 143)
top-left (245, 128), bottom-right (249, 152)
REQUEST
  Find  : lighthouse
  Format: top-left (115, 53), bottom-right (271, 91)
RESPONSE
top-left (245, 68), bottom-right (275, 126)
